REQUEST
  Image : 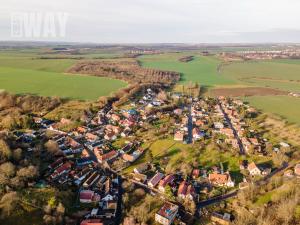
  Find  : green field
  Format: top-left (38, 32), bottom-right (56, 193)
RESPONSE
top-left (244, 95), bottom-right (300, 125)
top-left (222, 60), bottom-right (300, 92)
top-left (139, 53), bottom-right (234, 86)
top-left (0, 67), bottom-right (126, 100)
top-left (0, 50), bottom-right (127, 100)
top-left (140, 53), bottom-right (300, 125)
top-left (221, 60), bottom-right (300, 125)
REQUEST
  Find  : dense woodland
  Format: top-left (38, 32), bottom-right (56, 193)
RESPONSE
top-left (0, 92), bottom-right (62, 130)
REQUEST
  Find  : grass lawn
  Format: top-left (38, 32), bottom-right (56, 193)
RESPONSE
top-left (0, 67), bottom-right (126, 100)
top-left (244, 95), bottom-right (300, 125)
top-left (139, 53), bottom-right (234, 86)
top-left (123, 137), bottom-right (193, 174)
top-left (255, 191), bottom-right (273, 206)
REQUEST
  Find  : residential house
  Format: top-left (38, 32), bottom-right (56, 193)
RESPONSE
top-left (148, 172), bottom-right (164, 188)
top-left (177, 181), bottom-right (195, 200)
top-left (262, 168), bottom-right (272, 176)
top-left (173, 108), bottom-right (183, 115)
top-left (208, 172), bottom-right (234, 187)
top-left (48, 157), bottom-right (64, 170)
top-left (134, 163), bottom-right (150, 174)
top-left (214, 122), bottom-right (224, 129)
top-left (294, 164), bottom-right (300, 176)
top-left (81, 149), bottom-right (91, 158)
top-left (86, 133), bottom-right (99, 142)
top-left (239, 160), bottom-right (248, 170)
top-left (280, 142), bottom-right (290, 148)
top-left (76, 157), bottom-right (94, 167)
top-left (122, 150), bottom-right (142, 163)
top-left (77, 126), bottom-right (88, 134)
top-left (192, 169), bottom-right (200, 179)
top-left (158, 174), bottom-right (175, 192)
top-left (80, 219), bottom-right (103, 225)
top-left (50, 162), bottom-right (72, 180)
top-left (220, 128), bottom-right (234, 138)
top-left (79, 190), bottom-right (100, 203)
top-left (111, 114), bottom-right (121, 122)
top-left (181, 117), bottom-right (188, 125)
top-left (241, 138), bottom-right (251, 152)
top-left (96, 150), bottom-right (118, 163)
top-left (104, 131), bottom-right (117, 141)
top-left (248, 162), bottom-right (261, 176)
top-left (192, 128), bottom-right (204, 140)
top-left (284, 169), bottom-right (294, 178)
top-left (131, 173), bottom-right (147, 183)
top-left (155, 202), bottom-right (179, 225)
top-left (83, 171), bottom-right (100, 188)
top-left (174, 131), bottom-right (184, 141)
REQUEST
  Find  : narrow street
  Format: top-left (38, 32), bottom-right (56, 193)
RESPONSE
top-left (219, 103), bottom-right (245, 155)
top-left (187, 104), bottom-right (193, 144)
top-left (196, 161), bottom-right (290, 211)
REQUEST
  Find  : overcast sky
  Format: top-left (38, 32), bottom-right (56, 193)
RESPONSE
top-left (1, 0), bottom-right (300, 43)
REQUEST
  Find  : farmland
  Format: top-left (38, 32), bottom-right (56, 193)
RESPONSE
top-left (0, 50), bottom-right (127, 100)
top-left (221, 59), bottom-right (300, 92)
top-left (220, 60), bottom-right (300, 125)
top-left (139, 53), bottom-right (235, 86)
top-left (244, 95), bottom-right (300, 125)
top-left (0, 67), bottom-right (126, 100)
top-left (140, 53), bottom-right (300, 126)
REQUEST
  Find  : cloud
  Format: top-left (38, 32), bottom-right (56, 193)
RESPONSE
top-left (0, 0), bottom-right (300, 43)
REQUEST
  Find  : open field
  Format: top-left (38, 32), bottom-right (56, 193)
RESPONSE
top-left (0, 57), bottom-right (76, 73)
top-left (0, 67), bottom-right (126, 100)
top-left (208, 87), bottom-right (288, 97)
top-left (221, 59), bottom-right (300, 92)
top-left (0, 50), bottom-right (127, 100)
top-left (139, 53), bottom-right (235, 86)
top-left (244, 95), bottom-right (300, 125)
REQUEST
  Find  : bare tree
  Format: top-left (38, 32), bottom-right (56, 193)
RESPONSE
top-left (0, 162), bottom-right (15, 178)
top-left (45, 140), bottom-right (61, 156)
top-left (0, 192), bottom-right (19, 217)
top-left (0, 139), bottom-right (12, 160)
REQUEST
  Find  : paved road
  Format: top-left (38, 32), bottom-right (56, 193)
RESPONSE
top-left (197, 190), bottom-right (238, 208)
top-left (187, 104), bottom-right (193, 144)
top-left (196, 162), bottom-right (289, 210)
top-left (219, 103), bottom-right (245, 155)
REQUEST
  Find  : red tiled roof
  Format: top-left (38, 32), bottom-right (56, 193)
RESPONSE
top-left (208, 173), bottom-right (229, 185)
top-left (56, 162), bottom-right (71, 174)
top-left (192, 169), bottom-right (200, 177)
top-left (98, 150), bottom-right (117, 161)
top-left (80, 219), bottom-right (103, 225)
top-left (157, 202), bottom-right (178, 220)
top-left (159, 174), bottom-right (175, 187)
top-left (80, 190), bottom-right (94, 201)
top-left (178, 180), bottom-right (188, 196)
top-left (248, 162), bottom-right (259, 171)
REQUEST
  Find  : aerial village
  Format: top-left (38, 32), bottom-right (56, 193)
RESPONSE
top-left (13, 88), bottom-right (300, 225)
